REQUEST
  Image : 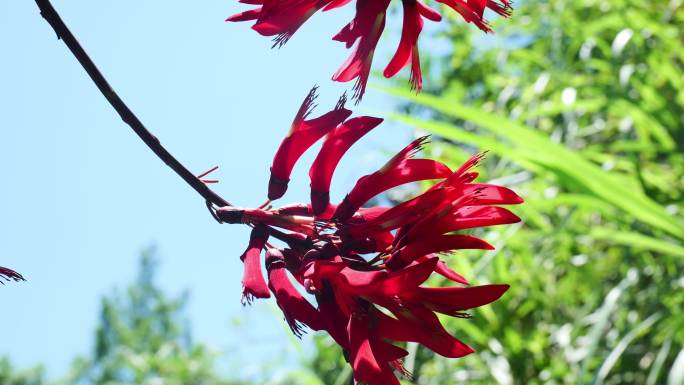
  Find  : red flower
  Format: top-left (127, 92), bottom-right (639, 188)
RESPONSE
top-left (214, 89), bottom-right (522, 385)
top-left (239, 224), bottom-right (271, 303)
top-left (227, 0), bottom-right (513, 100)
top-left (0, 266), bottom-right (24, 284)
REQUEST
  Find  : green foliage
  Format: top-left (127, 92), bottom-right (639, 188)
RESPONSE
top-left (1, 249), bottom-right (246, 385)
top-left (0, 358), bottom-right (46, 385)
top-left (311, 0), bottom-right (684, 384)
top-left (67, 249), bottom-right (241, 385)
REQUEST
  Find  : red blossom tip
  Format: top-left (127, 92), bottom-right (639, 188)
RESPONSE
top-left (239, 225), bottom-right (271, 304)
top-left (230, 0), bottom-right (512, 99)
top-left (0, 266), bottom-right (25, 284)
top-left (268, 87), bottom-right (352, 200)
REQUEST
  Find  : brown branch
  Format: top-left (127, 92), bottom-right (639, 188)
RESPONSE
top-left (33, 0), bottom-right (310, 248)
top-left (34, 0), bottom-right (229, 208)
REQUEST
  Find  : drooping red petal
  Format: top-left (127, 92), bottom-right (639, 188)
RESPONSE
top-left (371, 337), bottom-right (409, 362)
top-left (268, 88), bottom-right (352, 200)
top-left (266, 249), bottom-right (324, 337)
top-left (316, 280), bottom-right (352, 349)
top-left (417, 0), bottom-right (443, 21)
top-left (370, 338), bottom-right (410, 384)
top-left (348, 311), bottom-right (385, 385)
top-left (387, 234), bottom-right (493, 269)
top-left (332, 0), bottom-right (391, 101)
top-left (239, 225), bottom-right (271, 303)
top-left (309, 116), bottom-right (382, 215)
top-left (245, 0), bottom-right (336, 47)
top-left (411, 284), bottom-right (510, 316)
top-left (384, 0), bottom-right (425, 91)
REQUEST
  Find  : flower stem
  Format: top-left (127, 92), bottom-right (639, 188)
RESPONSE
top-left (34, 0), bottom-right (229, 208)
top-left (33, 0), bottom-right (311, 248)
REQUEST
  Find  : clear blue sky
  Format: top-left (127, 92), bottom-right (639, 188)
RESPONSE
top-left (0, 1), bottom-right (416, 380)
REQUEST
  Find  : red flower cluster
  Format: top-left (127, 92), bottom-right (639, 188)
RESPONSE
top-left (227, 0), bottom-right (512, 100)
top-left (215, 89), bottom-right (522, 384)
top-left (0, 266), bottom-right (24, 284)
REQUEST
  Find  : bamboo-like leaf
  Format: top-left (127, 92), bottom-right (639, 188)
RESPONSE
top-left (592, 313), bottom-right (662, 385)
top-left (647, 338), bottom-right (673, 385)
top-left (381, 86), bottom-right (684, 239)
top-left (591, 228), bottom-right (684, 258)
top-left (669, 348), bottom-right (684, 385)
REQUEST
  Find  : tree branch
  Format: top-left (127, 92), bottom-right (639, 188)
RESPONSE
top-left (34, 0), bottom-right (229, 207)
top-left (34, 0), bottom-right (310, 248)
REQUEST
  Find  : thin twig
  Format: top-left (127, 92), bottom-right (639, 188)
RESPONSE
top-left (33, 0), bottom-right (310, 248)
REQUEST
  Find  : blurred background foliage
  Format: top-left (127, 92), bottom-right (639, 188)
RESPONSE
top-left (3, 0), bottom-right (683, 384)
top-left (1, 251), bottom-right (246, 385)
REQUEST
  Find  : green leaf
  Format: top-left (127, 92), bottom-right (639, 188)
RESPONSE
top-left (380, 86), bottom-right (684, 239)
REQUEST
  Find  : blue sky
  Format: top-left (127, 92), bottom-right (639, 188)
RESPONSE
top-left (0, 1), bottom-right (419, 380)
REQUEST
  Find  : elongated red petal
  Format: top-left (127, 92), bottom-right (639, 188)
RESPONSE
top-left (430, 206), bottom-right (521, 235)
top-left (468, 0), bottom-right (488, 17)
top-left (337, 266), bottom-right (386, 289)
top-left (247, 0), bottom-right (335, 46)
top-left (226, 8), bottom-right (262, 22)
top-left (309, 116), bottom-right (382, 215)
top-left (332, 0), bottom-right (391, 100)
top-left (269, 89), bottom-right (352, 200)
top-left (387, 234), bottom-right (493, 269)
top-left (277, 203), bottom-right (312, 216)
top-left (315, 280), bottom-right (353, 348)
top-left (384, 0), bottom-right (425, 90)
top-left (345, 188), bottom-right (451, 237)
top-left (0, 266), bottom-right (24, 283)
top-left (382, 302), bottom-right (474, 358)
top-left (434, 0), bottom-right (493, 32)
top-left (239, 225), bottom-right (271, 303)
top-left (412, 284), bottom-right (509, 316)
top-left (417, 0), bottom-right (443, 21)
top-left (371, 338), bottom-right (409, 362)
top-left (375, 256), bottom-right (437, 295)
top-left (460, 183), bottom-right (524, 205)
top-left (334, 143), bottom-right (451, 221)
top-left (348, 312), bottom-right (385, 385)
top-left (266, 249), bottom-right (324, 337)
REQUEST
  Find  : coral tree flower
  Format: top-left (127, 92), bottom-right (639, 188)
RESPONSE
top-left (0, 267), bottom-right (24, 284)
top-left (227, 0), bottom-right (512, 100)
top-left (215, 88), bottom-right (523, 385)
